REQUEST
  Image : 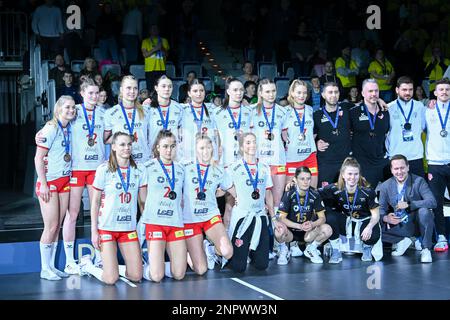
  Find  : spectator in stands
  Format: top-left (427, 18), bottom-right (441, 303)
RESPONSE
top-left (368, 49), bottom-right (396, 102)
top-left (121, 0), bottom-right (143, 65)
top-left (344, 86), bottom-right (362, 105)
top-left (31, 0), bottom-right (64, 59)
top-left (414, 85), bottom-right (429, 107)
top-left (335, 44), bottom-right (359, 98)
top-left (351, 39), bottom-right (371, 78)
top-left (307, 76), bottom-right (322, 112)
top-left (289, 20), bottom-right (315, 78)
top-left (49, 54), bottom-right (70, 89)
top-left (243, 80), bottom-right (257, 105)
top-left (56, 70), bottom-right (81, 104)
top-left (178, 70), bottom-right (197, 105)
top-left (138, 89), bottom-right (150, 105)
top-left (96, 2), bottom-right (120, 64)
top-left (319, 60), bottom-right (344, 95)
top-left (79, 57), bottom-right (98, 80)
top-left (237, 61), bottom-right (259, 84)
top-left (93, 73), bottom-right (103, 88)
top-left (141, 24), bottom-right (170, 93)
top-left (424, 46), bottom-right (450, 98)
top-left (97, 87), bottom-right (111, 110)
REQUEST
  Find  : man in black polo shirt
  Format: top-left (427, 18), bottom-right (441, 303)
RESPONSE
top-left (313, 82), bottom-right (352, 187)
top-left (350, 79), bottom-right (390, 188)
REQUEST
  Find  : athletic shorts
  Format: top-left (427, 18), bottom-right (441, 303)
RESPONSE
top-left (70, 170), bottom-right (96, 187)
top-left (286, 152), bottom-right (318, 177)
top-left (35, 176), bottom-right (70, 196)
top-left (184, 215), bottom-right (223, 238)
top-left (145, 224), bottom-right (186, 242)
top-left (98, 230), bottom-right (139, 244)
top-left (289, 228), bottom-right (306, 242)
top-left (270, 165), bottom-right (286, 175)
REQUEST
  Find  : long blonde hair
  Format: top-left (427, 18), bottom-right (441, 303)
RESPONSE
top-left (337, 157), bottom-right (370, 190)
top-left (195, 133), bottom-right (218, 167)
top-left (118, 75), bottom-right (144, 120)
top-left (287, 79), bottom-right (309, 107)
top-left (256, 78), bottom-right (276, 116)
top-left (108, 132), bottom-right (137, 172)
top-left (48, 95), bottom-right (75, 126)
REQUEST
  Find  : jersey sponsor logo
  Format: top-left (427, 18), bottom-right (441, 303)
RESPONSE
top-left (297, 148), bottom-right (312, 154)
top-left (70, 177), bottom-right (78, 184)
top-left (100, 234), bottom-right (113, 241)
top-left (82, 124), bottom-right (102, 130)
top-left (63, 170), bottom-right (72, 176)
top-left (132, 153), bottom-right (143, 160)
top-left (175, 230), bottom-right (185, 238)
top-left (127, 232), bottom-right (138, 240)
top-left (84, 155), bottom-right (99, 161)
top-left (194, 208), bottom-right (209, 215)
top-left (157, 209), bottom-right (174, 216)
top-left (258, 121), bottom-right (265, 127)
top-left (210, 216), bottom-right (220, 224)
top-left (156, 119), bottom-right (176, 126)
top-left (228, 123), bottom-right (234, 129)
top-left (157, 176), bottom-right (165, 183)
top-left (235, 238), bottom-right (243, 247)
top-left (184, 229), bottom-right (194, 236)
top-left (63, 185), bottom-right (71, 192)
top-left (277, 166), bottom-right (286, 173)
top-left (117, 215), bottom-right (132, 222)
top-left (49, 184), bottom-right (57, 191)
top-left (151, 231), bottom-right (163, 239)
top-left (260, 150), bottom-right (274, 156)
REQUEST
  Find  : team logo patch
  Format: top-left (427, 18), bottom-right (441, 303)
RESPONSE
top-left (278, 166), bottom-right (286, 173)
top-left (210, 216), bottom-right (220, 224)
top-left (310, 167), bottom-right (318, 173)
top-left (235, 238), bottom-right (243, 247)
top-left (184, 229), bottom-right (194, 236)
top-left (175, 230), bottom-right (185, 238)
top-left (70, 177), bottom-right (78, 184)
top-left (152, 231), bottom-right (163, 239)
top-left (128, 232), bottom-right (138, 240)
top-left (63, 186), bottom-right (71, 192)
top-left (100, 234), bottom-right (113, 241)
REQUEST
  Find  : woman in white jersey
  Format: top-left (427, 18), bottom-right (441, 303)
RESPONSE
top-left (182, 134), bottom-right (235, 273)
top-left (251, 78), bottom-right (289, 212)
top-left (104, 75), bottom-right (151, 163)
top-left (141, 130), bottom-right (186, 282)
top-left (284, 80), bottom-right (318, 188)
top-left (79, 132), bottom-right (147, 284)
top-left (179, 79), bottom-right (221, 163)
top-left (35, 96), bottom-right (76, 280)
top-left (212, 77), bottom-right (253, 229)
top-left (62, 79), bottom-right (106, 274)
top-left (225, 132), bottom-right (281, 272)
top-left (146, 75), bottom-right (183, 149)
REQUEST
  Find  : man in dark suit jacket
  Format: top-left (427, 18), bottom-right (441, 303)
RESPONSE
top-left (379, 154), bottom-right (436, 263)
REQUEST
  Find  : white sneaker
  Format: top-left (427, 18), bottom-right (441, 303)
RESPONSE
top-left (268, 252), bottom-right (276, 260)
top-left (277, 244), bottom-right (290, 265)
top-left (204, 240), bottom-right (216, 270)
top-left (420, 248), bottom-right (432, 263)
top-left (50, 266), bottom-right (69, 278)
top-left (391, 237), bottom-right (412, 256)
top-left (78, 255), bottom-right (93, 276)
top-left (304, 245), bottom-right (323, 264)
top-left (40, 269), bottom-right (62, 281)
top-left (433, 235), bottom-right (448, 252)
top-left (290, 241), bottom-right (303, 257)
top-left (64, 262), bottom-right (80, 275)
top-left (143, 262), bottom-right (151, 281)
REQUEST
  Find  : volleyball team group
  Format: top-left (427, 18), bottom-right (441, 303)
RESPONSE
top-left (34, 73), bottom-right (450, 285)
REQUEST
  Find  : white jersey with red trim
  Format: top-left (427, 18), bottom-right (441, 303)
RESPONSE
top-left (104, 104), bottom-right (151, 163)
top-left (225, 160), bottom-right (273, 212)
top-left (36, 122), bottom-right (72, 181)
top-left (178, 103), bottom-right (219, 162)
top-left (71, 104), bottom-right (106, 171)
top-left (147, 100), bottom-right (183, 151)
top-left (92, 162), bottom-right (147, 232)
top-left (141, 159), bottom-right (185, 227)
top-left (284, 105), bottom-right (316, 162)
top-left (212, 105), bottom-right (253, 167)
top-left (182, 161), bottom-right (232, 223)
top-left (250, 104), bottom-right (288, 166)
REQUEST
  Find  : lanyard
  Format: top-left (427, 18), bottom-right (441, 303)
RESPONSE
top-left (293, 107), bottom-right (306, 134)
top-left (322, 106), bottom-right (340, 130)
top-left (295, 187), bottom-right (309, 221)
top-left (227, 106), bottom-right (242, 131)
top-left (190, 104), bottom-right (204, 133)
top-left (158, 158), bottom-right (175, 190)
top-left (117, 166), bottom-right (131, 193)
top-left (363, 104), bottom-right (377, 131)
top-left (157, 105), bottom-right (170, 130)
top-left (81, 104), bottom-right (95, 138)
top-left (120, 103), bottom-right (136, 137)
top-left (196, 163), bottom-right (210, 193)
top-left (396, 100), bottom-right (414, 124)
top-left (57, 120), bottom-right (70, 154)
top-left (345, 187), bottom-right (359, 214)
top-left (262, 105), bottom-right (276, 133)
top-left (243, 160), bottom-right (259, 192)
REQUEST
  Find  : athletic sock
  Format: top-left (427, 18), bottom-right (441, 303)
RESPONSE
top-left (51, 242), bottom-right (59, 269)
top-left (64, 241), bottom-right (76, 264)
top-left (40, 242), bottom-right (53, 271)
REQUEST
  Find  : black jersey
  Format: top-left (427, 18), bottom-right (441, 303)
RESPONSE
top-left (349, 104), bottom-right (390, 165)
top-left (278, 187), bottom-right (325, 223)
top-left (313, 104), bottom-right (351, 164)
top-left (318, 184), bottom-right (379, 219)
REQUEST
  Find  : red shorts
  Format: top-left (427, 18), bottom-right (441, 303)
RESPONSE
top-left (35, 176), bottom-right (70, 197)
top-left (286, 153), bottom-right (318, 177)
top-left (98, 230), bottom-right (139, 244)
top-left (70, 170), bottom-right (96, 187)
top-left (145, 224), bottom-right (186, 242)
top-left (270, 165), bottom-right (286, 175)
top-left (184, 215), bottom-right (223, 238)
